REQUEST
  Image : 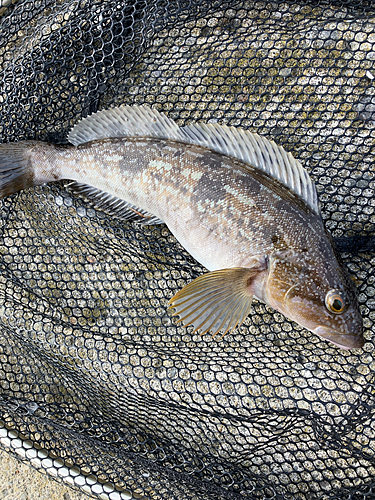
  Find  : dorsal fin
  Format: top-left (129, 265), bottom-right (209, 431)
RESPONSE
top-left (180, 123), bottom-right (319, 214)
top-left (68, 105), bottom-right (319, 214)
top-left (68, 106), bottom-right (185, 146)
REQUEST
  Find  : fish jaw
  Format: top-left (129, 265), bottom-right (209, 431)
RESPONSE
top-left (265, 247), bottom-right (364, 350)
top-left (280, 290), bottom-right (364, 350)
top-left (279, 284), bottom-right (364, 350)
top-left (314, 325), bottom-right (364, 350)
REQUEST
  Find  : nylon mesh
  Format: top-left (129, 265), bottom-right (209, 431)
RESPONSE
top-left (0, 1), bottom-right (375, 499)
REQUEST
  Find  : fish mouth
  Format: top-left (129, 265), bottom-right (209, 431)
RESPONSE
top-left (314, 326), bottom-right (364, 350)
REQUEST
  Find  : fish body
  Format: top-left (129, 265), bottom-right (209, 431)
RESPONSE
top-left (0, 106), bottom-right (364, 349)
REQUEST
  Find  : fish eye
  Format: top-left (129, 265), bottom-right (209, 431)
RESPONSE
top-left (325, 289), bottom-right (347, 314)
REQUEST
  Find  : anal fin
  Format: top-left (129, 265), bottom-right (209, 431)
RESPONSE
top-left (67, 182), bottom-right (164, 225)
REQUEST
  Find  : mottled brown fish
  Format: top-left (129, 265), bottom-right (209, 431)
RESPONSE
top-left (0, 106), bottom-right (364, 349)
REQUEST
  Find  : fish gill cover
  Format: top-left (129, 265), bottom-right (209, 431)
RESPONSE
top-left (0, 0), bottom-right (374, 499)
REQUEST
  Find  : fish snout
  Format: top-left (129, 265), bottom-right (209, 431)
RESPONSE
top-left (314, 325), bottom-right (364, 350)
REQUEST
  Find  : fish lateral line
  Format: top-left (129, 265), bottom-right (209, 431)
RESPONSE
top-left (0, 104), bottom-right (364, 350)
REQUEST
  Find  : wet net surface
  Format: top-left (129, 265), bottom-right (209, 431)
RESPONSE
top-left (0, 0), bottom-right (375, 499)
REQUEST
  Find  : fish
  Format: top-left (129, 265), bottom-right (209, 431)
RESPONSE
top-left (0, 105), bottom-right (364, 349)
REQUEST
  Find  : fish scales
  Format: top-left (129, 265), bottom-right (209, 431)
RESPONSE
top-left (0, 105), bottom-right (364, 349)
top-left (31, 137), bottom-right (322, 268)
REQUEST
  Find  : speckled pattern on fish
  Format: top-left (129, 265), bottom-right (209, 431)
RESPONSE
top-left (0, 105), bottom-right (364, 349)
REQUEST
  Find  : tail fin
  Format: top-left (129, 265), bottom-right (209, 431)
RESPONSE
top-left (0, 142), bottom-right (34, 198)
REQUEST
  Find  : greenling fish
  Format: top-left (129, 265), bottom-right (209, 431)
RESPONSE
top-left (0, 106), bottom-right (364, 349)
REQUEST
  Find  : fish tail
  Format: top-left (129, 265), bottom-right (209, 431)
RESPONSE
top-left (0, 141), bottom-right (35, 198)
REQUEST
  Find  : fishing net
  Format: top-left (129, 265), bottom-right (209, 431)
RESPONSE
top-left (0, 0), bottom-right (374, 498)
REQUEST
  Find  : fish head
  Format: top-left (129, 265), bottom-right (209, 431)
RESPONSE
top-left (265, 248), bottom-right (364, 349)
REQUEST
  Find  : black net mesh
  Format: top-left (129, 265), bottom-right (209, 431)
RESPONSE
top-left (0, 0), bottom-right (375, 499)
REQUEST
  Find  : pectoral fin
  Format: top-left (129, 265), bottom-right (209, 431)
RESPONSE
top-left (169, 268), bottom-right (262, 338)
